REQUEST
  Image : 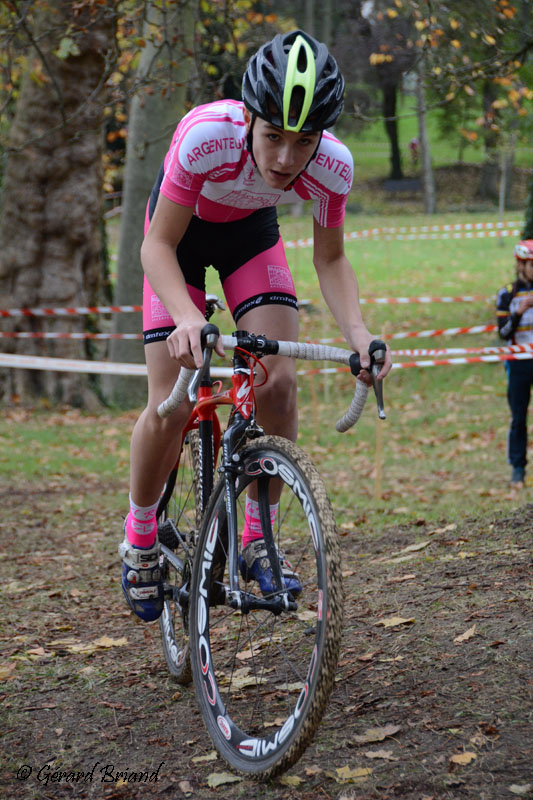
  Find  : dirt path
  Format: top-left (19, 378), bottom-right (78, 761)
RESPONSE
top-left (1, 478), bottom-right (531, 800)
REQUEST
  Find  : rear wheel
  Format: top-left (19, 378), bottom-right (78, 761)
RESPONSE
top-left (190, 435), bottom-right (343, 777)
top-left (157, 430), bottom-right (202, 684)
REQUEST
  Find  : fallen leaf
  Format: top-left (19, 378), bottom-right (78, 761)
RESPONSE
top-left (449, 752), bottom-right (477, 765)
top-left (192, 752), bottom-right (217, 764)
top-left (91, 636), bottom-right (128, 649)
top-left (375, 616), bottom-right (415, 628)
top-left (0, 662), bottom-right (17, 681)
top-left (430, 523), bottom-right (457, 535)
top-left (280, 775), bottom-right (303, 786)
top-left (454, 625), bottom-right (476, 644)
top-left (207, 772), bottom-right (242, 787)
top-left (354, 724), bottom-right (401, 744)
top-left (364, 749), bottom-right (398, 761)
top-left (387, 574), bottom-right (416, 583)
top-left (358, 651), bottom-right (378, 662)
top-left (395, 541), bottom-right (430, 555)
top-left (335, 766), bottom-right (372, 782)
top-left (304, 765), bottom-right (323, 776)
top-left (178, 780), bottom-right (194, 797)
top-left (509, 785), bottom-right (532, 797)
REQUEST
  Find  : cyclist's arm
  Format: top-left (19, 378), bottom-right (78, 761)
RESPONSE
top-left (140, 196), bottom-right (222, 368)
top-left (312, 220), bottom-right (392, 379)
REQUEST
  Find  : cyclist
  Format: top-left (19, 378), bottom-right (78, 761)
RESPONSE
top-left (496, 239), bottom-right (533, 487)
top-left (120, 29), bottom-right (392, 621)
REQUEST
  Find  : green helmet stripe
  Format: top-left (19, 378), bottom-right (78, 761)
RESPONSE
top-left (283, 35), bottom-right (316, 132)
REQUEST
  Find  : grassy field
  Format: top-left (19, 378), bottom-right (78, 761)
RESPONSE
top-left (337, 101), bottom-right (533, 178)
top-left (2, 206), bottom-right (529, 536)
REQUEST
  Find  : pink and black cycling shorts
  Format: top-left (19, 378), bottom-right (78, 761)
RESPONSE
top-left (143, 192), bottom-right (297, 345)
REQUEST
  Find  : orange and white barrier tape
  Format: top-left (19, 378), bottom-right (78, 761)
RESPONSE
top-left (285, 220), bottom-right (520, 249)
top-left (391, 343), bottom-right (533, 357)
top-left (1, 348), bottom-right (531, 377)
top-left (360, 294), bottom-right (489, 305)
top-left (0, 296), bottom-right (494, 320)
top-left (0, 331), bottom-right (142, 340)
top-left (0, 304), bottom-right (142, 318)
top-left (297, 351), bottom-right (533, 376)
top-left (1, 332), bottom-right (527, 358)
top-left (386, 323), bottom-right (497, 340)
top-left (391, 352), bottom-right (533, 369)
top-left (318, 324), bottom-right (497, 345)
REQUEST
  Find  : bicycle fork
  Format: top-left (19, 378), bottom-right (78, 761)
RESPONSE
top-left (219, 410), bottom-right (297, 616)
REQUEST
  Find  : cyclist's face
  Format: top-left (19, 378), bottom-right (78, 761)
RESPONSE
top-left (247, 114), bottom-right (321, 189)
top-left (521, 258), bottom-right (533, 283)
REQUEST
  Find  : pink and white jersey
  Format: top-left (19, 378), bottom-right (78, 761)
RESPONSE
top-left (159, 99), bottom-right (353, 227)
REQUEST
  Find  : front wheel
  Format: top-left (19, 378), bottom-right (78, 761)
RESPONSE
top-left (157, 430), bottom-right (202, 684)
top-left (189, 436), bottom-right (344, 778)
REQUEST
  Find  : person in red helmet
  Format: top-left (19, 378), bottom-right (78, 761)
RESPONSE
top-left (496, 239), bottom-right (533, 487)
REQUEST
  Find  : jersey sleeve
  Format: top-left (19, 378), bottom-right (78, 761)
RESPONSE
top-left (159, 119), bottom-right (207, 208)
top-left (496, 283), bottom-right (519, 341)
top-left (304, 135), bottom-right (353, 228)
top-left (158, 102), bottom-right (248, 210)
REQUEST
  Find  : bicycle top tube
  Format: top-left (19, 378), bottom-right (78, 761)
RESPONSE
top-left (157, 326), bottom-right (387, 429)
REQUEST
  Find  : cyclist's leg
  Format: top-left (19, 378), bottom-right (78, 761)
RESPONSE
top-left (121, 275), bottom-right (203, 622)
top-left (236, 302), bottom-right (299, 441)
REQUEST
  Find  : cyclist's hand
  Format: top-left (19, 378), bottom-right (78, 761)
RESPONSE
top-left (518, 295), bottom-right (533, 315)
top-left (350, 329), bottom-right (392, 385)
top-left (167, 314), bottom-right (225, 368)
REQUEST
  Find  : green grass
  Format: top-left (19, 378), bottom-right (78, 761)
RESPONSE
top-left (337, 103), bottom-right (533, 178)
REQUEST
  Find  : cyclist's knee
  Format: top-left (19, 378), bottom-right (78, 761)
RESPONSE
top-left (145, 395), bottom-right (191, 434)
top-left (257, 368), bottom-right (297, 418)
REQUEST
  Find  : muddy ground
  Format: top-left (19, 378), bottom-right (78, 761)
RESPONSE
top-left (1, 477), bottom-right (531, 800)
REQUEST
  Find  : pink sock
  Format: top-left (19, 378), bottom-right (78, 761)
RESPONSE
top-left (242, 497), bottom-right (279, 548)
top-left (125, 495), bottom-right (158, 548)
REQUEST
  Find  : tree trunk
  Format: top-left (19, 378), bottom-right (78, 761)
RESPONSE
top-left (383, 84), bottom-right (403, 180)
top-left (321, 0), bottom-right (332, 46)
top-left (305, 0), bottom-right (315, 36)
top-left (105, 0), bottom-right (194, 406)
top-left (0, 1), bottom-right (116, 406)
top-left (416, 62), bottom-right (436, 214)
top-left (478, 80), bottom-right (500, 201)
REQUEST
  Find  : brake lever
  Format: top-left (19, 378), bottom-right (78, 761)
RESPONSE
top-left (370, 345), bottom-right (387, 420)
top-left (348, 339), bottom-right (387, 420)
top-left (187, 325), bottom-right (220, 402)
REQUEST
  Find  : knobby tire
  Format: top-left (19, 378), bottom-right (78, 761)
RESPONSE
top-left (158, 430), bottom-right (202, 684)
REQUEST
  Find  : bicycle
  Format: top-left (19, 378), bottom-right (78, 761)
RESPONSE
top-left (155, 298), bottom-right (386, 778)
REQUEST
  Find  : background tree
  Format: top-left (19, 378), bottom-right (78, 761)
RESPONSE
top-left (0, 0), bottom-right (117, 405)
top-left (106, 0), bottom-right (195, 406)
top-left (522, 174), bottom-right (533, 240)
top-left (106, 0), bottom-right (278, 405)
top-left (336, 2), bottom-right (417, 181)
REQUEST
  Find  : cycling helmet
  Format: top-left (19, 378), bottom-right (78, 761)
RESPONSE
top-left (515, 240), bottom-right (533, 260)
top-left (242, 30), bottom-right (345, 132)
